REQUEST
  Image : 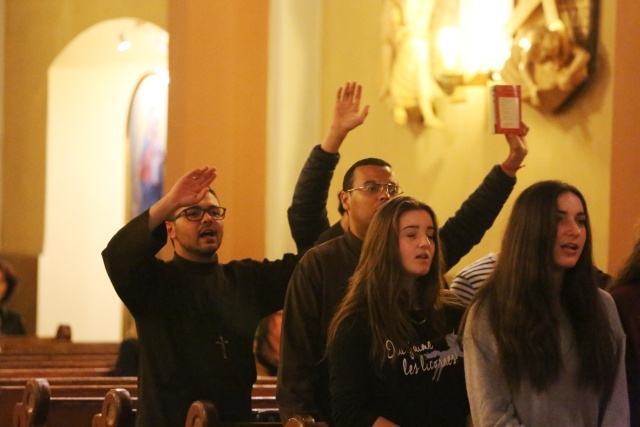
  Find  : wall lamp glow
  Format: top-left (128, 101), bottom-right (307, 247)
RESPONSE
top-left (117, 32), bottom-right (131, 52)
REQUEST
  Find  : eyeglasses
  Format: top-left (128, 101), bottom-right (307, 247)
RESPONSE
top-left (172, 206), bottom-right (227, 221)
top-left (346, 182), bottom-right (403, 197)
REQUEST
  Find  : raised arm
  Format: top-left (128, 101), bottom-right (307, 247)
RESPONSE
top-left (321, 82), bottom-right (370, 154)
top-left (288, 83), bottom-right (369, 251)
top-left (439, 129), bottom-right (528, 271)
top-left (499, 126), bottom-right (528, 178)
top-left (103, 166), bottom-right (217, 312)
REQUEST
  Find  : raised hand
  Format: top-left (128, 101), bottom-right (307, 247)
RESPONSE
top-left (167, 166), bottom-right (218, 208)
top-left (321, 82), bottom-right (370, 153)
top-left (501, 123), bottom-right (529, 177)
top-left (148, 166), bottom-right (217, 230)
top-left (332, 82), bottom-right (369, 134)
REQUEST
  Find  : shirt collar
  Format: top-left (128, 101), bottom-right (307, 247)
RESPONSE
top-left (172, 252), bottom-right (219, 273)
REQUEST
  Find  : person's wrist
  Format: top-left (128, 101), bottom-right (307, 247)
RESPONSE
top-left (321, 128), bottom-right (347, 153)
top-left (329, 124), bottom-right (349, 140)
top-left (500, 161), bottom-right (525, 176)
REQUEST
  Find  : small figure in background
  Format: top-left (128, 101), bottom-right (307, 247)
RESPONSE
top-left (254, 311), bottom-right (281, 377)
top-left (0, 258), bottom-right (26, 336)
top-left (113, 322), bottom-right (140, 377)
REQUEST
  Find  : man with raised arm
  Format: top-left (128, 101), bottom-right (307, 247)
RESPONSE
top-left (278, 82), bottom-right (529, 425)
top-left (103, 167), bottom-right (315, 427)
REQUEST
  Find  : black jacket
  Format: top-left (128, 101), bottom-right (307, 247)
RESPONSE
top-left (278, 144), bottom-right (518, 423)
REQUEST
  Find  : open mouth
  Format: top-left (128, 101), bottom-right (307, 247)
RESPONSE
top-left (561, 243), bottom-right (579, 250)
top-left (199, 229), bottom-right (217, 238)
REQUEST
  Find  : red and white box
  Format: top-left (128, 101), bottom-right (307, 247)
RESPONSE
top-left (490, 85), bottom-right (522, 134)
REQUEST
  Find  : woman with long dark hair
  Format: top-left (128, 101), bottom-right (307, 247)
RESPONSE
top-left (461, 180), bottom-right (629, 425)
top-left (326, 196), bottom-right (469, 427)
top-left (609, 237), bottom-right (640, 426)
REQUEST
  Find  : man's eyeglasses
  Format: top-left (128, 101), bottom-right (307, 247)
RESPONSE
top-left (346, 182), bottom-right (403, 197)
top-left (171, 206), bottom-right (227, 221)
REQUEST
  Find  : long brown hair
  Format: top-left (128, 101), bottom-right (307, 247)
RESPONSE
top-left (609, 236), bottom-right (640, 291)
top-left (327, 196), bottom-right (449, 371)
top-left (460, 181), bottom-right (616, 392)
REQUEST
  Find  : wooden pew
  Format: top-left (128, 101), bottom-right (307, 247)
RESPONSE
top-left (250, 376), bottom-right (277, 418)
top-left (12, 378), bottom-right (138, 427)
top-left (185, 400), bottom-right (281, 427)
top-left (93, 395), bottom-right (281, 427)
top-left (0, 367), bottom-right (115, 378)
top-left (4, 367), bottom-right (273, 426)
top-left (0, 338), bottom-right (119, 365)
top-left (1, 373), bottom-right (273, 423)
top-left (0, 336), bottom-right (118, 355)
top-left (1, 378), bottom-right (138, 427)
top-left (91, 388), bottom-right (135, 427)
top-left (0, 337), bottom-right (120, 379)
top-left (283, 415), bottom-right (319, 427)
top-left (254, 375), bottom-right (276, 384)
top-left (0, 337), bottom-right (122, 382)
top-left (0, 376), bottom-right (137, 387)
top-left (250, 383), bottom-right (277, 411)
top-left (11, 378), bottom-right (280, 427)
top-left (94, 396), bottom-right (281, 427)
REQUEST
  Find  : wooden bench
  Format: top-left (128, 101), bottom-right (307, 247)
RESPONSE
top-left (0, 339), bottom-right (121, 380)
top-left (0, 337), bottom-right (120, 378)
top-left (1, 377), bottom-right (138, 426)
top-left (283, 415), bottom-right (320, 427)
top-left (0, 367), bottom-right (115, 378)
top-left (94, 395), bottom-right (282, 427)
top-left (0, 336), bottom-right (118, 354)
top-left (92, 387), bottom-right (135, 427)
top-left (0, 376), bottom-right (137, 387)
top-left (0, 335), bottom-right (275, 426)
top-left (12, 378), bottom-right (138, 427)
top-left (0, 338), bottom-right (119, 363)
top-left (0, 372), bottom-right (273, 415)
top-left (12, 379), bottom-right (280, 427)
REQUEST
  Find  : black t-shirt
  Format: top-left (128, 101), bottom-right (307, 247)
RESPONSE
top-left (328, 304), bottom-right (469, 427)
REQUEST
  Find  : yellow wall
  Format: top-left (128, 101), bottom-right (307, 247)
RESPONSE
top-left (167, 0), bottom-right (269, 263)
top-left (2, 0), bottom-right (166, 256)
top-left (2, 0), bottom-right (639, 334)
top-left (320, 1), bottom-right (617, 277)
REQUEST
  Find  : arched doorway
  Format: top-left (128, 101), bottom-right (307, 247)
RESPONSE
top-left (38, 18), bottom-right (168, 341)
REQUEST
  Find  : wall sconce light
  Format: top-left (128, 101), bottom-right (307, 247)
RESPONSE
top-left (117, 32), bottom-right (132, 52)
top-left (431, 0), bottom-right (513, 97)
top-left (436, 26), bottom-right (464, 95)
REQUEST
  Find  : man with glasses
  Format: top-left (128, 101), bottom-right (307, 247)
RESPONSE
top-left (102, 167), bottom-right (311, 427)
top-left (277, 82), bottom-right (529, 425)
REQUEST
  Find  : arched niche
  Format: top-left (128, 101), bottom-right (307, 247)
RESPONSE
top-left (38, 18), bottom-right (168, 341)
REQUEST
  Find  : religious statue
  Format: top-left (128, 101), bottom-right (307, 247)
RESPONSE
top-left (516, 21), bottom-right (591, 113)
top-left (380, 0), bottom-right (444, 128)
